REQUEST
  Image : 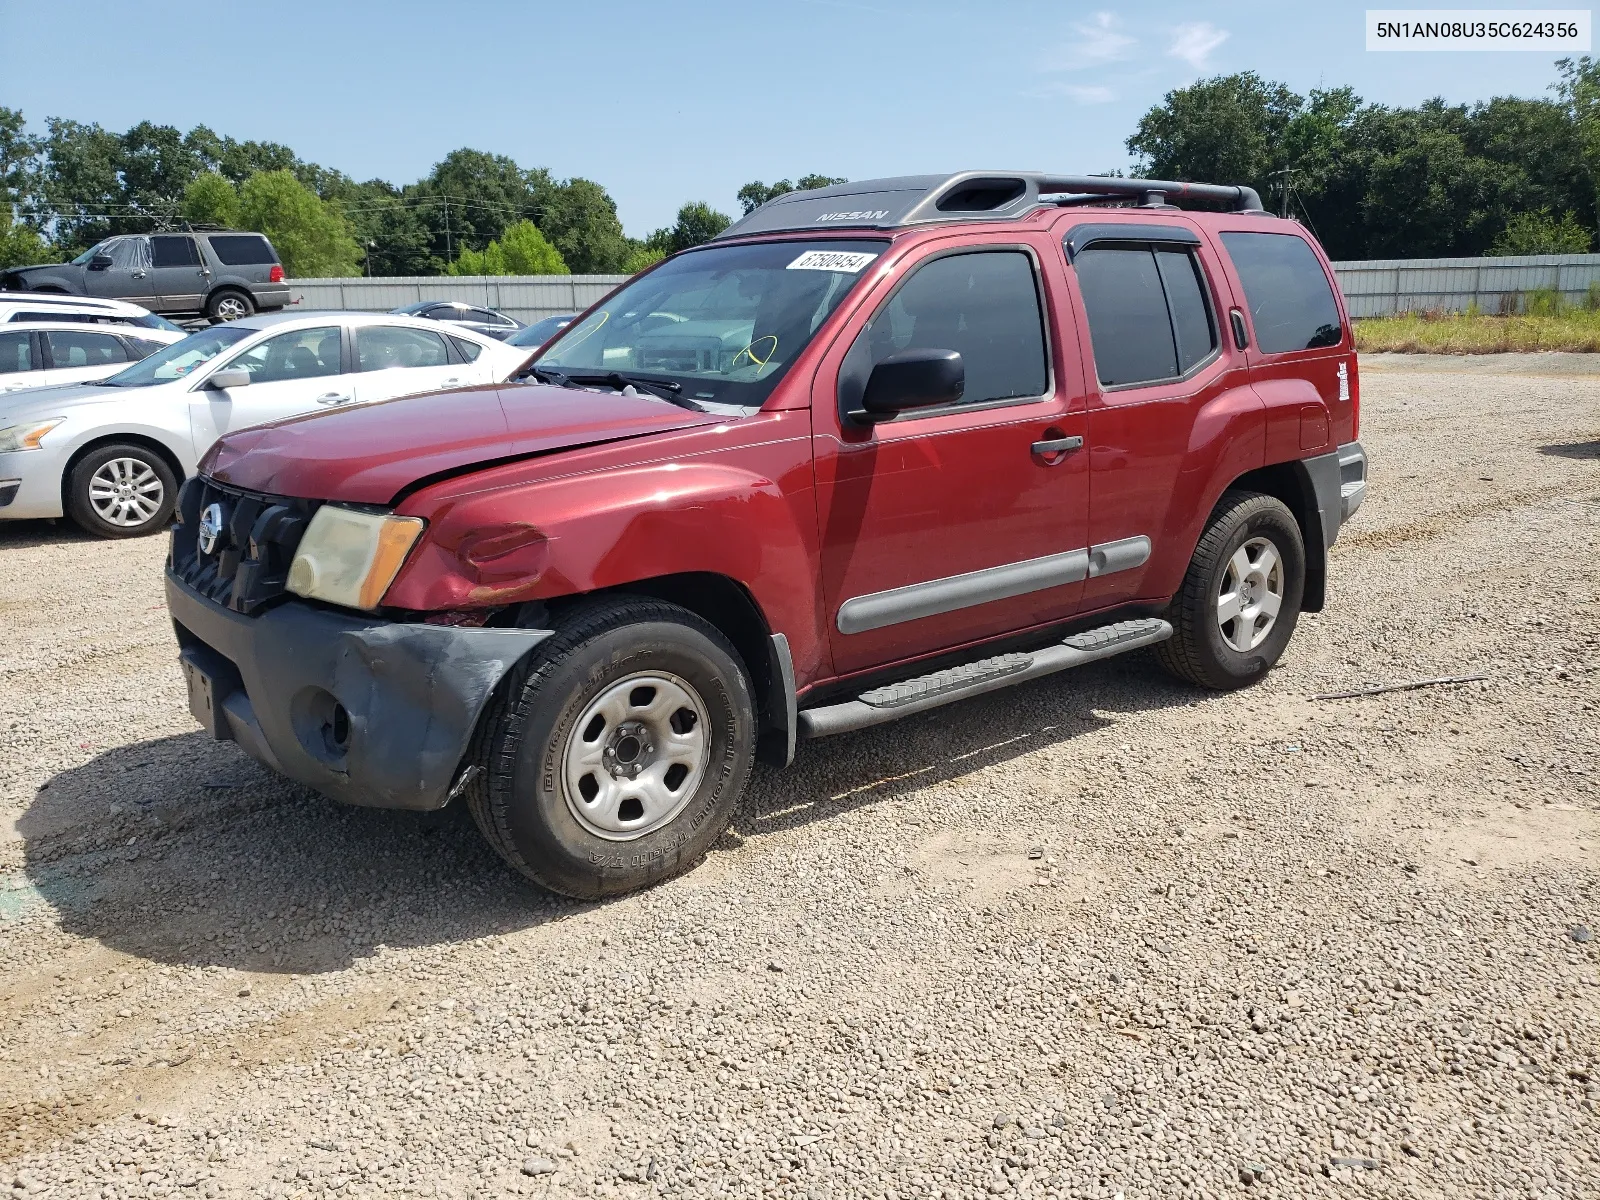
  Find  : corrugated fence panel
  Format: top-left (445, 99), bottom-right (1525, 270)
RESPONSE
top-left (286, 276), bottom-right (630, 323)
top-left (1328, 253), bottom-right (1600, 317)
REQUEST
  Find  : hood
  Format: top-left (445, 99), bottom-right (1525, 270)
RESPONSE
top-left (0, 381), bottom-right (138, 423)
top-left (203, 383), bottom-right (726, 504)
top-left (1, 266), bottom-right (71, 283)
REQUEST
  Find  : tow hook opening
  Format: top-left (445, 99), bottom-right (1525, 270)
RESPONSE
top-left (291, 687), bottom-right (352, 766)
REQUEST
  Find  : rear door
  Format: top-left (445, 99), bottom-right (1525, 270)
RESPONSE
top-left (190, 325), bottom-right (348, 452)
top-left (148, 235), bottom-right (209, 314)
top-left (349, 324), bottom-right (470, 404)
top-left (0, 330), bottom-right (41, 392)
top-left (38, 328), bottom-right (136, 386)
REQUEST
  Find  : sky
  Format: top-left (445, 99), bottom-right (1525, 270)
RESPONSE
top-left (0, 0), bottom-right (1584, 236)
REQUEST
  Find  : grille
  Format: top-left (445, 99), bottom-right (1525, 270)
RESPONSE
top-left (170, 477), bottom-right (320, 615)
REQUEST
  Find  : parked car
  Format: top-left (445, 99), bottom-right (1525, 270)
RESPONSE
top-left (393, 301), bottom-right (521, 340)
top-left (0, 292), bottom-right (186, 333)
top-left (0, 311), bottom-right (525, 537)
top-left (163, 170), bottom-right (1368, 900)
top-left (0, 231), bottom-right (290, 324)
top-left (1, 321), bottom-right (185, 394)
top-left (506, 313), bottom-right (575, 349)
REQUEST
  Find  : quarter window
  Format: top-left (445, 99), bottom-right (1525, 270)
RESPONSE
top-left (0, 331), bottom-right (33, 373)
top-left (208, 235), bottom-right (277, 266)
top-left (867, 250), bottom-right (1048, 406)
top-left (223, 327), bottom-right (342, 384)
top-left (44, 330), bottom-right (130, 368)
top-left (450, 335), bottom-right (484, 362)
top-left (1072, 244), bottom-right (1217, 387)
top-left (150, 235), bottom-right (202, 268)
top-left (1220, 231), bottom-right (1342, 353)
top-left (356, 325), bottom-right (450, 371)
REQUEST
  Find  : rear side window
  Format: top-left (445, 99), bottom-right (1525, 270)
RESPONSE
top-left (868, 250), bottom-right (1048, 405)
top-left (1073, 245), bottom-right (1217, 387)
top-left (1220, 232), bottom-right (1342, 353)
top-left (44, 329), bottom-right (131, 367)
top-left (356, 325), bottom-right (450, 371)
top-left (150, 236), bottom-right (202, 268)
top-left (450, 335), bottom-right (483, 362)
top-left (208, 235), bottom-right (278, 266)
top-left (0, 331), bottom-right (33, 372)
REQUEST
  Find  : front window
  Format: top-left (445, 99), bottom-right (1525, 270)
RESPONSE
top-left (70, 237), bottom-right (149, 269)
top-left (221, 326), bottom-right (340, 383)
top-left (534, 239), bottom-right (886, 408)
top-left (96, 325), bottom-right (252, 387)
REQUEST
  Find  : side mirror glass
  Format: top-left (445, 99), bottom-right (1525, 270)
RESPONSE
top-left (853, 349), bottom-right (964, 422)
top-left (89, 255), bottom-right (114, 271)
top-left (208, 368), bottom-right (251, 390)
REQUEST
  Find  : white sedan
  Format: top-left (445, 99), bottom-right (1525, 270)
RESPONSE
top-left (1, 321), bottom-right (186, 394)
top-left (0, 310), bottom-right (529, 538)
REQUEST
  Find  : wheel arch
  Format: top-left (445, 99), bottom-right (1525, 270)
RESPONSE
top-left (61, 432), bottom-right (188, 510)
top-left (1224, 460), bottom-right (1326, 612)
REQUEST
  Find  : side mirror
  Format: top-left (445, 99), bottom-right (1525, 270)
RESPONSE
top-left (853, 349), bottom-right (964, 422)
top-left (208, 368), bottom-right (251, 390)
top-left (88, 255), bottom-right (114, 271)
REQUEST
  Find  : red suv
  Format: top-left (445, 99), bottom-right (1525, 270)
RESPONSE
top-left (164, 172), bottom-right (1367, 898)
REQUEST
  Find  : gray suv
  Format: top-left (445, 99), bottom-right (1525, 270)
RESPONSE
top-left (0, 231), bottom-right (291, 323)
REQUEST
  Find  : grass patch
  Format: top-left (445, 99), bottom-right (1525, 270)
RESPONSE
top-left (1356, 309), bottom-right (1600, 353)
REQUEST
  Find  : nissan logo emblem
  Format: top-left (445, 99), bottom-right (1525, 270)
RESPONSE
top-left (197, 503), bottom-right (223, 555)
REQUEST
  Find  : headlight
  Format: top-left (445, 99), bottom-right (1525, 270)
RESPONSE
top-left (286, 507), bottom-right (425, 611)
top-left (0, 419), bottom-right (64, 453)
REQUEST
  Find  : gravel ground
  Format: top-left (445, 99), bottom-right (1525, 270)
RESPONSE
top-left (1, 358), bottom-right (1597, 1200)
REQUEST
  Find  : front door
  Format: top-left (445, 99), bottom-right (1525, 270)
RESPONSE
top-left (148, 235), bottom-right (209, 314)
top-left (812, 239), bottom-right (1092, 677)
top-left (82, 236), bottom-right (153, 303)
top-left (190, 325), bottom-right (347, 456)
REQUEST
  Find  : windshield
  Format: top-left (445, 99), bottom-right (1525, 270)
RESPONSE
top-left (134, 313), bottom-right (186, 333)
top-left (508, 314), bottom-right (573, 347)
top-left (534, 239), bottom-right (886, 408)
top-left (97, 325), bottom-right (253, 387)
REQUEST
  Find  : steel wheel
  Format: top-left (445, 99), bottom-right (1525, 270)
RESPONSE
top-left (561, 671), bottom-right (710, 841)
top-left (1216, 535), bottom-right (1283, 652)
top-left (87, 457), bottom-right (166, 528)
top-left (211, 294), bottom-right (250, 322)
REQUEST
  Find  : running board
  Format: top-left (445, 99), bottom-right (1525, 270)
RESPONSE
top-left (796, 617), bottom-right (1172, 740)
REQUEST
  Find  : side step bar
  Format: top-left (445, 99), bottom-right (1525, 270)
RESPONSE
top-left (796, 617), bottom-right (1172, 740)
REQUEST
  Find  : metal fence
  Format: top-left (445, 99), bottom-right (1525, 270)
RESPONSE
top-left (1330, 253), bottom-right (1600, 317)
top-left (287, 255), bottom-right (1600, 323)
top-left (286, 275), bottom-right (631, 323)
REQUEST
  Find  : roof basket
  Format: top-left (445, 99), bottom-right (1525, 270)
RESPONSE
top-left (713, 171), bottom-right (1266, 240)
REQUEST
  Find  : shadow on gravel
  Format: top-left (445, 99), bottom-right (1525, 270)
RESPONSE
top-left (1539, 438), bottom-right (1600, 460)
top-left (17, 650), bottom-right (1192, 974)
top-left (0, 518), bottom-right (101, 548)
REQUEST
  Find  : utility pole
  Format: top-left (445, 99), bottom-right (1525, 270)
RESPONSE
top-left (443, 198), bottom-right (453, 262)
top-left (1269, 168), bottom-right (1297, 219)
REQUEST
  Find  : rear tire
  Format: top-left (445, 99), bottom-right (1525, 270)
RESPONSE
top-left (65, 443), bottom-right (178, 539)
top-left (207, 289), bottom-right (254, 323)
top-left (465, 597), bottom-right (756, 899)
top-left (1154, 490), bottom-right (1305, 690)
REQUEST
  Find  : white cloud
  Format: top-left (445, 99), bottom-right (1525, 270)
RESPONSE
top-left (1035, 82), bottom-right (1117, 104)
top-left (1051, 12), bottom-right (1135, 71)
top-left (1166, 21), bottom-right (1229, 69)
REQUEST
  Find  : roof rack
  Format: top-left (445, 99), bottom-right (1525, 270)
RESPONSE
top-left (713, 171), bottom-right (1267, 240)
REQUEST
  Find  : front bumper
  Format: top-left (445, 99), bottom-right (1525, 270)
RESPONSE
top-left (166, 572), bottom-right (552, 810)
top-left (0, 447), bottom-right (68, 520)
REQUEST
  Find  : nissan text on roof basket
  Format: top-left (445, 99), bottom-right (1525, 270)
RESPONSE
top-left (164, 171), bottom-right (1367, 898)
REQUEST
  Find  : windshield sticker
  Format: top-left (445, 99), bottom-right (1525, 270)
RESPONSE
top-left (786, 250), bottom-right (879, 273)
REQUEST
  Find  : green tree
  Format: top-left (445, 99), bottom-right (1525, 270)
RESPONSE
top-left (181, 171), bottom-right (240, 227)
top-left (0, 205), bottom-right (56, 269)
top-left (237, 170), bottom-right (362, 277)
top-left (33, 117), bottom-right (125, 252)
top-left (621, 244), bottom-right (666, 273)
top-left (538, 178), bottom-right (629, 273)
top-left (119, 121), bottom-right (201, 225)
top-left (736, 174), bottom-right (846, 214)
top-left (1490, 208), bottom-right (1592, 255)
top-left (664, 201), bottom-right (730, 251)
top-left (1127, 72), bottom-right (1303, 192)
top-left (446, 241), bottom-right (509, 276)
top-left (420, 148), bottom-right (542, 259)
top-left (499, 220), bottom-right (567, 273)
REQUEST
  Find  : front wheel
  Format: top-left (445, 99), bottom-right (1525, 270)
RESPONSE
top-left (465, 597), bottom-right (756, 899)
top-left (1154, 490), bottom-right (1306, 690)
top-left (65, 443), bottom-right (178, 538)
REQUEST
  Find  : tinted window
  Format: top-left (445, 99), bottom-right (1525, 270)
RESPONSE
top-left (1155, 249), bottom-right (1217, 372)
top-left (1220, 232), bottom-right (1342, 353)
top-left (1074, 247), bottom-right (1178, 386)
top-left (45, 330), bottom-right (130, 368)
top-left (150, 236), bottom-right (202, 268)
top-left (867, 251), bottom-right (1047, 405)
top-left (208, 235), bottom-right (277, 266)
top-left (356, 326), bottom-right (450, 371)
top-left (450, 336), bottom-right (483, 362)
top-left (0, 331), bottom-right (33, 373)
top-left (126, 338), bottom-right (169, 358)
top-left (508, 315), bottom-right (574, 347)
top-left (224, 326), bottom-right (341, 384)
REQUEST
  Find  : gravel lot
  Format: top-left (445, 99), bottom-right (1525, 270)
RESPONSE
top-left (2, 357), bottom-right (1597, 1200)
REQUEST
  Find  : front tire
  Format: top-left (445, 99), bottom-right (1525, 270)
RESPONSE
top-left (466, 597), bottom-right (756, 899)
top-left (65, 443), bottom-right (178, 538)
top-left (1154, 490), bottom-right (1305, 690)
top-left (207, 289), bottom-right (254, 323)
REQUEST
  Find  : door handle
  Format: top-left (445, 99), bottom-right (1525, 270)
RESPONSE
top-left (314, 393), bottom-right (352, 405)
top-left (1031, 435), bottom-right (1083, 457)
top-left (442, 377), bottom-right (462, 387)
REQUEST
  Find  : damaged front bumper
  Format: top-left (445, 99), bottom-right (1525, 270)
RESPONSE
top-left (166, 572), bottom-right (551, 811)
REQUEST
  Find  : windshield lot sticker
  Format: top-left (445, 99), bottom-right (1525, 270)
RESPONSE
top-left (787, 250), bottom-right (879, 273)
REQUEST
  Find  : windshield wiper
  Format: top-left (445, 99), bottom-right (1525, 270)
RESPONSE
top-left (524, 365), bottom-right (581, 388)
top-left (562, 371), bottom-right (706, 412)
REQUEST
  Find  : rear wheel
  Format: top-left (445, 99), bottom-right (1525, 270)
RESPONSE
top-left (1154, 490), bottom-right (1305, 689)
top-left (65, 443), bottom-right (178, 538)
top-left (207, 289), bottom-right (254, 323)
top-left (465, 597), bottom-right (756, 899)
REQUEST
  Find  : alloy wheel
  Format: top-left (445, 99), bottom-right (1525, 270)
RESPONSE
top-left (87, 457), bottom-right (165, 528)
top-left (1216, 536), bottom-right (1284, 652)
